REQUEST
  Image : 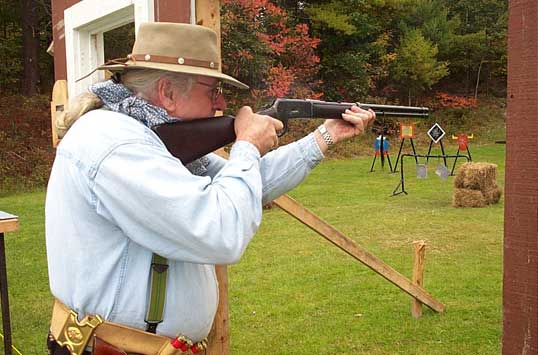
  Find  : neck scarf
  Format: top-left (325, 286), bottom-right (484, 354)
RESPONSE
top-left (90, 80), bottom-right (209, 175)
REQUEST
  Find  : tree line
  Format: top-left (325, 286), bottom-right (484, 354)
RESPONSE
top-left (222, 0), bottom-right (507, 107)
top-left (1, 0), bottom-right (507, 104)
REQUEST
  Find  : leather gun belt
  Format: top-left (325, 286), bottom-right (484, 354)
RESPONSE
top-left (50, 300), bottom-right (180, 355)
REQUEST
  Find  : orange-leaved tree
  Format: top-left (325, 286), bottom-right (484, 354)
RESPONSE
top-left (221, 0), bottom-right (322, 111)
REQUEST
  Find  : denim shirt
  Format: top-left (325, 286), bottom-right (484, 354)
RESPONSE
top-left (45, 109), bottom-right (324, 341)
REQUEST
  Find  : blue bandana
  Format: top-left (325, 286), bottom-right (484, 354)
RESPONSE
top-left (90, 80), bottom-right (209, 175)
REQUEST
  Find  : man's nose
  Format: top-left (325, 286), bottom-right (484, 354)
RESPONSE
top-left (213, 94), bottom-right (227, 111)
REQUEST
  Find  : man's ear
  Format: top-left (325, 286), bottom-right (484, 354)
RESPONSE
top-left (156, 78), bottom-right (178, 113)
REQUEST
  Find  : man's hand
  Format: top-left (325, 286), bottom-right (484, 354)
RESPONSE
top-left (235, 106), bottom-right (284, 156)
top-left (324, 105), bottom-right (376, 144)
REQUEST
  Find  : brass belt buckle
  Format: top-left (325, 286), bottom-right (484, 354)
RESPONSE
top-left (57, 310), bottom-right (104, 355)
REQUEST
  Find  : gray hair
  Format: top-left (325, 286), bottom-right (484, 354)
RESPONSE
top-left (121, 68), bottom-right (195, 100)
top-left (55, 69), bottom-right (195, 138)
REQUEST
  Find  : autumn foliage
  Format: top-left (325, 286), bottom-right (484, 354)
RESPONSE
top-left (221, 0), bottom-right (322, 110)
top-left (434, 92), bottom-right (478, 109)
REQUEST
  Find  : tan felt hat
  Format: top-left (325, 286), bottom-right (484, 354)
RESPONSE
top-left (99, 22), bottom-right (249, 90)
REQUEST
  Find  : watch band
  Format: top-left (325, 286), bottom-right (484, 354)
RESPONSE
top-left (317, 124), bottom-right (334, 146)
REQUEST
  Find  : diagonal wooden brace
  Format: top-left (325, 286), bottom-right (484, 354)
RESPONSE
top-left (273, 194), bottom-right (445, 313)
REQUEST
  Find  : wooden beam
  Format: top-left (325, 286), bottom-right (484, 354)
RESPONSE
top-left (196, 0), bottom-right (221, 40)
top-left (205, 265), bottom-right (229, 355)
top-left (0, 212), bottom-right (18, 234)
top-left (411, 241), bottom-right (426, 318)
top-left (0, 220), bottom-right (18, 234)
top-left (504, 1), bottom-right (538, 353)
top-left (50, 80), bottom-right (68, 148)
top-left (273, 195), bottom-right (445, 313)
top-left (195, 2), bottom-right (230, 355)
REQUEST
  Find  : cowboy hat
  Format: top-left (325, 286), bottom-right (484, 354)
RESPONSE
top-left (98, 22), bottom-right (249, 90)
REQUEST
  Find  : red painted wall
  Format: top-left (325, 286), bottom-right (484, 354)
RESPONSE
top-left (51, 0), bottom-right (190, 81)
top-left (504, 1), bottom-right (538, 354)
top-left (51, 0), bottom-right (80, 80)
top-left (154, 0), bottom-right (190, 23)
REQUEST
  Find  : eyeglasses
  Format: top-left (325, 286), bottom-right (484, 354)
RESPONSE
top-left (196, 80), bottom-right (223, 102)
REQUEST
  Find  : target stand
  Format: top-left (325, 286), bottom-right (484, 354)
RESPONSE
top-left (393, 123), bottom-right (419, 173)
top-left (392, 153), bottom-right (470, 196)
top-left (450, 134), bottom-right (473, 175)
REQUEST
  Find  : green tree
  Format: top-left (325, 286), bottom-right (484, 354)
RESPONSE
top-left (392, 28), bottom-right (448, 104)
top-left (305, 0), bottom-right (411, 101)
top-left (441, 0), bottom-right (508, 95)
top-left (0, 0), bottom-right (53, 95)
top-left (399, 0), bottom-right (460, 58)
top-left (0, 0), bottom-right (22, 93)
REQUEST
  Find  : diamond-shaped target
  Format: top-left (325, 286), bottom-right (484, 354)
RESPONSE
top-left (427, 123), bottom-right (446, 143)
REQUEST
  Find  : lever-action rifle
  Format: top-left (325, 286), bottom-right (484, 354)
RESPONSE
top-left (153, 98), bottom-right (429, 165)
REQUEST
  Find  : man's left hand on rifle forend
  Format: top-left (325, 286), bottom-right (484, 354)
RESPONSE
top-left (45, 22), bottom-right (374, 355)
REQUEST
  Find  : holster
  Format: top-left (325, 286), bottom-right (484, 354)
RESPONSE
top-left (92, 336), bottom-right (128, 355)
top-left (47, 333), bottom-right (127, 355)
top-left (49, 300), bottom-right (204, 355)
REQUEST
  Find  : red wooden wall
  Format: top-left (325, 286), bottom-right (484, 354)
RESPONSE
top-left (51, 0), bottom-right (191, 80)
top-left (503, 1), bottom-right (538, 353)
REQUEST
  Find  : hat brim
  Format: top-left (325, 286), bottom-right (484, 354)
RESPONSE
top-left (99, 61), bottom-right (249, 90)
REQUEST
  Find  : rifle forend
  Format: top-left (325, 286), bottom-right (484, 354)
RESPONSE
top-left (258, 99), bottom-right (429, 134)
top-left (153, 98), bottom-right (429, 164)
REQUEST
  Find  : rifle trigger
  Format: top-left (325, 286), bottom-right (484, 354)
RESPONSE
top-left (277, 120), bottom-right (288, 137)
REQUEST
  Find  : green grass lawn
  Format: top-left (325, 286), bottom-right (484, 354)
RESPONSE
top-left (0, 144), bottom-right (504, 354)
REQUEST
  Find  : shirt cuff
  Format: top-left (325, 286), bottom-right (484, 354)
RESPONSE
top-left (297, 132), bottom-right (324, 169)
top-left (230, 140), bottom-right (261, 165)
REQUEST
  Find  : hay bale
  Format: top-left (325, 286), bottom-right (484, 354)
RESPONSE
top-left (453, 188), bottom-right (487, 208)
top-left (454, 162), bottom-right (498, 190)
top-left (453, 171), bottom-right (465, 188)
top-left (483, 185), bottom-right (502, 204)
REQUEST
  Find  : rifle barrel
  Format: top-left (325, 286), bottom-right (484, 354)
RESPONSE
top-left (357, 103), bottom-right (429, 116)
top-left (306, 100), bottom-right (428, 119)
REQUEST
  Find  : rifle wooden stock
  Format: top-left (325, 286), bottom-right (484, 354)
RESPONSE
top-left (153, 99), bottom-right (429, 164)
top-left (153, 116), bottom-right (236, 164)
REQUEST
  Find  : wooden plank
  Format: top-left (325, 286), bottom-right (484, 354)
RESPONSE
top-left (50, 80), bottom-right (68, 148)
top-left (0, 211), bottom-right (18, 234)
top-left (411, 241), bottom-right (426, 318)
top-left (195, 2), bottom-right (230, 355)
top-left (205, 265), bottom-right (230, 355)
top-left (0, 220), bottom-right (18, 234)
top-left (504, 1), bottom-right (538, 354)
top-left (196, 0), bottom-right (221, 50)
top-left (273, 194), bottom-right (445, 313)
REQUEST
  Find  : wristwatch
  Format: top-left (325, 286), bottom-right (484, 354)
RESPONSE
top-left (317, 124), bottom-right (334, 146)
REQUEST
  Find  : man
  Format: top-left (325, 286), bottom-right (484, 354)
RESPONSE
top-left (46, 22), bottom-right (374, 354)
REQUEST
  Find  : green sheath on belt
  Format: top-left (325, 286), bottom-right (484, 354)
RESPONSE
top-left (146, 254), bottom-right (168, 326)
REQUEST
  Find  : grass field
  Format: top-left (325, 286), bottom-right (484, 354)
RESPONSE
top-left (0, 143), bottom-right (504, 354)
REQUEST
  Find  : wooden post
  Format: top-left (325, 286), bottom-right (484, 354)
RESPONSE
top-left (205, 265), bottom-right (230, 355)
top-left (411, 241), bottom-right (426, 318)
top-left (504, 1), bottom-right (538, 353)
top-left (50, 80), bottom-right (68, 148)
top-left (195, 2), bottom-right (231, 354)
